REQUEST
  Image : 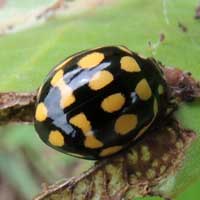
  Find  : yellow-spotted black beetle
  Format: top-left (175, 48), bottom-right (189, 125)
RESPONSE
top-left (34, 46), bottom-right (169, 160)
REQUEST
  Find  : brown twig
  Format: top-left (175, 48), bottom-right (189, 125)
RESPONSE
top-left (0, 92), bottom-right (36, 124)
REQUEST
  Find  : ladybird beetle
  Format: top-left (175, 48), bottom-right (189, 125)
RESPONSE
top-left (34, 46), bottom-right (168, 160)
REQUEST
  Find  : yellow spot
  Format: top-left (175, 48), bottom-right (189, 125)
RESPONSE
top-left (35, 103), bottom-right (48, 122)
top-left (89, 70), bottom-right (114, 90)
top-left (69, 113), bottom-right (103, 149)
top-left (51, 70), bottom-right (64, 87)
top-left (84, 135), bottom-right (103, 149)
top-left (160, 165), bottom-right (166, 174)
top-left (101, 93), bottom-right (125, 113)
top-left (50, 69), bottom-right (75, 108)
top-left (120, 56), bottom-right (141, 72)
top-left (146, 169), bottom-right (156, 179)
top-left (48, 130), bottom-right (64, 147)
top-left (158, 84), bottom-right (164, 95)
top-left (141, 145), bottom-right (151, 161)
top-left (118, 46), bottom-right (133, 54)
top-left (152, 160), bottom-right (159, 168)
top-left (78, 52), bottom-right (104, 69)
top-left (154, 98), bottom-right (158, 115)
top-left (135, 79), bottom-right (152, 101)
top-left (59, 83), bottom-right (75, 109)
top-left (115, 114), bottom-right (138, 135)
top-left (54, 57), bottom-right (73, 71)
top-left (99, 145), bottom-right (123, 157)
top-left (69, 113), bottom-right (91, 134)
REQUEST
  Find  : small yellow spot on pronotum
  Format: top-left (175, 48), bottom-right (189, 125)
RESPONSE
top-left (135, 79), bottom-right (152, 101)
top-left (101, 93), bottom-right (125, 113)
top-left (35, 102), bottom-right (48, 122)
top-left (141, 145), bottom-right (151, 162)
top-left (48, 130), bottom-right (64, 147)
top-left (152, 160), bottom-right (159, 168)
top-left (99, 146), bottom-right (123, 157)
top-left (160, 165), bottom-right (167, 174)
top-left (84, 134), bottom-right (103, 149)
top-left (51, 70), bottom-right (64, 87)
top-left (114, 114), bottom-right (138, 135)
top-left (146, 169), bottom-right (156, 179)
top-left (120, 56), bottom-right (141, 72)
top-left (89, 70), bottom-right (114, 90)
top-left (118, 46), bottom-right (133, 54)
top-left (158, 84), bottom-right (164, 95)
top-left (69, 113), bottom-right (91, 134)
top-left (78, 52), bottom-right (104, 69)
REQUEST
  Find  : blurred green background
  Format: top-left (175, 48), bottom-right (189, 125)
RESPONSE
top-left (0, 0), bottom-right (200, 199)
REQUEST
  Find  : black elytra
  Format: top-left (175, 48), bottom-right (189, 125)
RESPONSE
top-left (34, 46), bottom-right (168, 160)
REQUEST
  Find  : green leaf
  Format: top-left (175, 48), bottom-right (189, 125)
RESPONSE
top-left (0, 151), bottom-right (39, 199)
top-left (0, 0), bottom-right (200, 199)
